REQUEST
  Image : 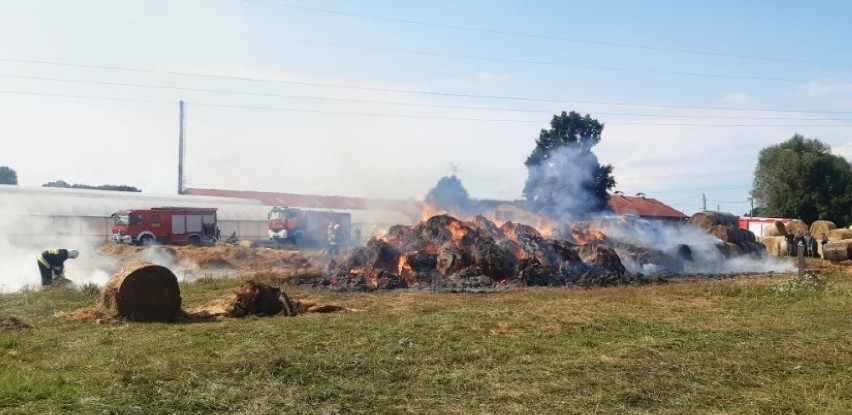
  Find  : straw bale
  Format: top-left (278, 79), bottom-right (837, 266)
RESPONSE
top-left (101, 262), bottom-right (182, 322)
top-left (809, 220), bottom-right (836, 239)
top-left (762, 221), bottom-right (787, 237)
top-left (688, 211), bottom-right (739, 231)
top-left (709, 225), bottom-right (742, 243)
top-left (822, 239), bottom-right (852, 261)
top-left (786, 220), bottom-right (808, 236)
top-left (759, 236), bottom-right (785, 257)
top-left (828, 228), bottom-right (852, 242)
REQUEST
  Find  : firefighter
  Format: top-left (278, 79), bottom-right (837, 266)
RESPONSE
top-left (36, 248), bottom-right (78, 287)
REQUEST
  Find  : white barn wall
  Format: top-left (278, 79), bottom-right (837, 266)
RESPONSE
top-left (0, 186), bottom-right (415, 245)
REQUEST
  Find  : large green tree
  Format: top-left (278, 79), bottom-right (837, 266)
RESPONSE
top-left (751, 134), bottom-right (852, 226)
top-left (0, 166), bottom-right (17, 185)
top-left (522, 111), bottom-right (615, 219)
top-left (425, 175), bottom-right (470, 213)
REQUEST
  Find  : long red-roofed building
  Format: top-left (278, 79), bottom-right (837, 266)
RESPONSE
top-left (186, 188), bottom-right (686, 223)
top-left (607, 193), bottom-right (687, 222)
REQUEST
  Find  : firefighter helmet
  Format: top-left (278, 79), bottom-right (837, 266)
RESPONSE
top-left (67, 249), bottom-right (79, 259)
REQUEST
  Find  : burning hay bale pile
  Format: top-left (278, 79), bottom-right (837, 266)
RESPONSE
top-left (688, 211), bottom-right (765, 257)
top-left (302, 214), bottom-right (654, 292)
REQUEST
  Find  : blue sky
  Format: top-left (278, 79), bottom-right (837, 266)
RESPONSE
top-left (1, 0), bottom-right (850, 217)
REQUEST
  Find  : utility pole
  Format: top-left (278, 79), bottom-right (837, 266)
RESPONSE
top-left (702, 193), bottom-right (707, 211)
top-left (748, 197), bottom-right (754, 217)
top-left (178, 100), bottom-right (185, 195)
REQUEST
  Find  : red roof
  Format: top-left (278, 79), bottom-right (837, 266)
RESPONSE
top-left (607, 194), bottom-right (686, 219)
top-left (186, 188), bottom-right (423, 220)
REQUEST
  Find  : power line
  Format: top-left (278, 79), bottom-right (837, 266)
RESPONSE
top-left (4, 74), bottom-right (852, 122)
top-left (634, 170), bottom-right (753, 180)
top-left (240, 0), bottom-right (852, 69)
top-left (3, 7), bottom-right (821, 84)
top-left (3, 57), bottom-right (852, 116)
top-left (639, 185), bottom-right (751, 195)
top-left (3, 89), bottom-right (852, 128)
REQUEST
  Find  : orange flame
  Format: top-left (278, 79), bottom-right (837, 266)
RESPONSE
top-left (446, 221), bottom-right (468, 244)
top-left (397, 254), bottom-right (412, 276)
top-left (420, 203), bottom-right (457, 222)
top-left (571, 229), bottom-right (606, 244)
top-left (367, 269), bottom-right (380, 288)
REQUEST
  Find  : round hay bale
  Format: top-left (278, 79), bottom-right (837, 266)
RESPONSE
top-left (763, 221), bottom-right (787, 237)
top-left (709, 225), bottom-right (739, 243)
top-left (688, 211), bottom-right (738, 231)
top-left (436, 242), bottom-right (472, 275)
top-left (101, 263), bottom-right (182, 322)
top-left (786, 220), bottom-right (808, 236)
top-left (828, 228), bottom-right (852, 242)
top-left (759, 236), bottom-right (785, 257)
top-left (822, 240), bottom-right (852, 261)
top-left (809, 220), bottom-right (836, 239)
top-left (740, 228), bottom-right (756, 243)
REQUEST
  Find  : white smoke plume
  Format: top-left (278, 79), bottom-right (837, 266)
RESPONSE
top-left (524, 145), bottom-right (609, 221)
top-left (589, 215), bottom-right (795, 275)
top-left (521, 145), bottom-right (794, 275)
top-left (0, 212), bottom-right (118, 293)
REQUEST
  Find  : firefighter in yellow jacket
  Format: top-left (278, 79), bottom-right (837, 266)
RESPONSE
top-left (37, 248), bottom-right (78, 286)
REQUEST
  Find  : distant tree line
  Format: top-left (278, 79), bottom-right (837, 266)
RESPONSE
top-left (42, 180), bottom-right (141, 192)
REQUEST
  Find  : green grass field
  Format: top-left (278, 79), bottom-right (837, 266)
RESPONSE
top-left (2, 261), bottom-right (851, 414)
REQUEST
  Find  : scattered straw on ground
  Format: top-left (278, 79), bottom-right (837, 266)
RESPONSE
top-left (99, 244), bottom-right (324, 274)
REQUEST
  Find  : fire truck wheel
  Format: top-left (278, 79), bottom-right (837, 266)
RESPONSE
top-left (140, 235), bottom-right (155, 246)
top-left (187, 235), bottom-right (202, 246)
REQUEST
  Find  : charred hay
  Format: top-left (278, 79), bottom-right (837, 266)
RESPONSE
top-left (301, 214), bottom-right (643, 292)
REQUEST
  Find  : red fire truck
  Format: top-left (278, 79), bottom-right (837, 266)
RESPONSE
top-left (112, 207), bottom-right (218, 246)
top-left (268, 206), bottom-right (351, 247)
